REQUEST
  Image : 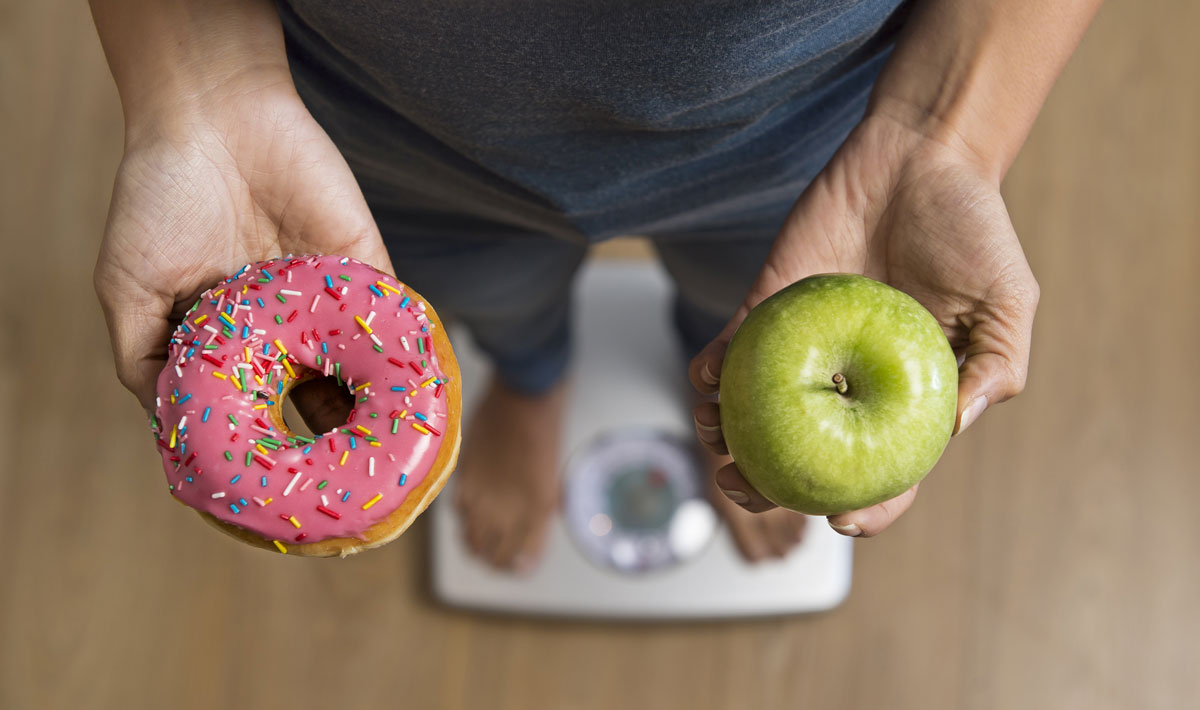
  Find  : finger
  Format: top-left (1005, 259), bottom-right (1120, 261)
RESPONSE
top-left (687, 320), bottom-right (736, 396)
top-left (687, 170), bottom-right (869, 397)
top-left (827, 483), bottom-right (920, 538)
top-left (686, 207), bottom-right (837, 397)
top-left (295, 212), bottom-right (394, 279)
top-left (94, 259), bottom-right (174, 413)
top-left (692, 401), bottom-right (727, 455)
top-left (341, 226), bottom-right (396, 279)
top-left (954, 271), bottom-right (1040, 436)
top-left (273, 138), bottom-right (396, 277)
top-left (714, 462), bottom-right (777, 513)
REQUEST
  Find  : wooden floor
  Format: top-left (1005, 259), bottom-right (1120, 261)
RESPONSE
top-left (2, 2), bottom-right (1198, 709)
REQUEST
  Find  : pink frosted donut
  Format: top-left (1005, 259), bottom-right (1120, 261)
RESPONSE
top-left (151, 255), bottom-right (461, 557)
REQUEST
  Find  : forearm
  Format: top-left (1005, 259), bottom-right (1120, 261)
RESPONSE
top-left (869, 0), bottom-right (1102, 179)
top-left (89, 0), bottom-right (289, 133)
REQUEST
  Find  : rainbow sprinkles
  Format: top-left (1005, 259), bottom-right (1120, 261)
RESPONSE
top-left (151, 255), bottom-right (453, 553)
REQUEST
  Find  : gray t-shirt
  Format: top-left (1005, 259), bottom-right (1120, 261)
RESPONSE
top-left (279, 0), bottom-right (909, 240)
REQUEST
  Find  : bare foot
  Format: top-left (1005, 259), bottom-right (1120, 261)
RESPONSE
top-left (695, 402), bottom-right (807, 562)
top-left (454, 376), bottom-right (565, 572)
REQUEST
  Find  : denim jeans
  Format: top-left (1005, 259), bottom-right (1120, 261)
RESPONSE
top-left (277, 0), bottom-right (909, 392)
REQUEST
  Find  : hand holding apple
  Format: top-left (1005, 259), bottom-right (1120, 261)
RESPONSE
top-left (719, 274), bottom-right (959, 515)
top-left (690, 112), bottom-right (1039, 537)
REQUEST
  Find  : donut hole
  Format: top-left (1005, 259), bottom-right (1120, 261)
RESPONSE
top-left (281, 375), bottom-right (356, 437)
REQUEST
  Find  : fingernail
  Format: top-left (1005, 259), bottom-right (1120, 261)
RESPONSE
top-left (700, 363), bottom-right (718, 386)
top-left (694, 418), bottom-right (722, 443)
top-left (829, 520), bottom-right (862, 537)
top-left (721, 488), bottom-right (750, 505)
top-left (955, 395), bottom-right (988, 436)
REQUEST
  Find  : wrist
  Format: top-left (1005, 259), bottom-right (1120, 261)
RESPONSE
top-left (865, 0), bottom-right (1102, 182)
top-left (91, 0), bottom-right (293, 145)
top-left (864, 93), bottom-right (1007, 183)
top-left (843, 108), bottom-right (998, 201)
top-left (122, 61), bottom-right (296, 148)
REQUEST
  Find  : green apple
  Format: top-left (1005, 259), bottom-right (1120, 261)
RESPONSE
top-left (719, 274), bottom-right (958, 515)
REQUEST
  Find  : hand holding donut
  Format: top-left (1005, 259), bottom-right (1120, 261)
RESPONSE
top-left (92, 0), bottom-right (392, 432)
top-left (91, 3), bottom-right (465, 556)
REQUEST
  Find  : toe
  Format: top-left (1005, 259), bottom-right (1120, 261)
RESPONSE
top-left (453, 479), bottom-right (473, 512)
top-left (724, 513), bottom-right (769, 562)
top-left (760, 518), bottom-right (787, 558)
top-left (511, 516), bottom-right (551, 574)
top-left (765, 511), bottom-right (804, 557)
top-left (767, 520), bottom-right (793, 559)
top-left (788, 513), bottom-right (808, 543)
top-left (478, 520), bottom-right (509, 564)
top-left (487, 514), bottom-right (533, 570)
top-left (463, 517), bottom-right (489, 556)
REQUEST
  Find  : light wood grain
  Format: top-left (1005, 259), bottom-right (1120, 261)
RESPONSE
top-left (2, 2), bottom-right (1197, 709)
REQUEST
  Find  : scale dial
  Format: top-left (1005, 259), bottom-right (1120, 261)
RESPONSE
top-left (564, 429), bottom-right (717, 573)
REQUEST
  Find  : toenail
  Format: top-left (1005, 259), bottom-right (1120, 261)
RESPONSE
top-left (513, 555), bottom-right (535, 574)
top-left (721, 488), bottom-right (750, 505)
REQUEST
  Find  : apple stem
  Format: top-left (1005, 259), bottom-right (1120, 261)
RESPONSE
top-left (832, 373), bottom-right (848, 395)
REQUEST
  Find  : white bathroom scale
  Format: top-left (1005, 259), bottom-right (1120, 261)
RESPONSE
top-left (431, 258), bottom-right (853, 619)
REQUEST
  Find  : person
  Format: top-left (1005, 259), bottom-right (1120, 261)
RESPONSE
top-left (90, 0), bottom-right (1099, 571)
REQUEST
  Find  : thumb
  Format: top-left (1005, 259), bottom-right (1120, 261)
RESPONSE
top-left (274, 133), bottom-right (396, 279)
top-left (337, 221), bottom-right (395, 280)
top-left (953, 273), bottom-right (1040, 435)
top-left (283, 190), bottom-right (395, 280)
